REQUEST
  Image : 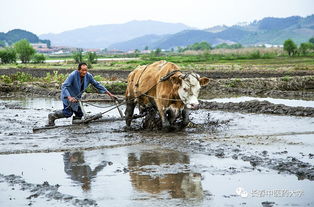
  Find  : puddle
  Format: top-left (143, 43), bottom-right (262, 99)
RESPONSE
top-left (1, 145), bottom-right (313, 206)
top-left (203, 96), bottom-right (314, 108)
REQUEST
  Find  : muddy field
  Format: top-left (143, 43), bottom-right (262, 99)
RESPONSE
top-left (1, 66), bottom-right (314, 206)
top-left (0, 93), bottom-right (314, 206)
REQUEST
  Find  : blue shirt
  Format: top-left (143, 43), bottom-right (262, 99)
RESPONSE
top-left (61, 70), bottom-right (108, 111)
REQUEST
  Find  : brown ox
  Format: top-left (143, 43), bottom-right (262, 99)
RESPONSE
top-left (125, 60), bottom-right (209, 130)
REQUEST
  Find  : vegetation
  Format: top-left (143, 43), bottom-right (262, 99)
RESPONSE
top-left (215, 43), bottom-right (242, 49)
top-left (184, 42), bottom-right (212, 51)
top-left (86, 51), bottom-right (97, 68)
top-left (283, 39), bottom-right (297, 56)
top-left (14, 39), bottom-right (35, 63)
top-left (0, 72), bottom-right (34, 83)
top-left (299, 42), bottom-right (313, 55)
top-left (0, 47), bottom-right (16, 64)
top-left (72, 49), bottom-right (83, 63)
top-left (0, 71), bottom-right (67, 84)
top-left (153, 48), bottom-right (162, 56)
top-left (43, 71), bottom-right (67, 84)
top-left (32, 53), bottom-right (46, 63)
top-left (0, 40), bottom-right (5, 47)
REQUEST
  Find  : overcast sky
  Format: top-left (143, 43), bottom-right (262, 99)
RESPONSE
top-left (1, 0), bottom-right (313, 35)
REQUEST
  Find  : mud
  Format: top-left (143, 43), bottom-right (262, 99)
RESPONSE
top-left (199, 100), bottom-right (314, 117)
top-left (0, 174), bottom-right (97, 206)
top-left (1, 97), bottom-right (314, 206)
top-left (1, 68), bottom-right (314, 79)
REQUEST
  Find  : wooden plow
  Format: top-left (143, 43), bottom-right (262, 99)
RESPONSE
top-left (33, 98), bottom-right (125, 132)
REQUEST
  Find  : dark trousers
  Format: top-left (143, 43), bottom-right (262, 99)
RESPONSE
top-left (62, 104), bottom-right (84, 118)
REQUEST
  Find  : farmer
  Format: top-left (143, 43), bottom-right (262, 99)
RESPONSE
top-left (47, 62), bottom-right (117, 126)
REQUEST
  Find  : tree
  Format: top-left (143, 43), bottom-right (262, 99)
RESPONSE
top-left (299, 42), bottom-right (313, 56)
top-left (185, 41), bottom-right (212, 51)
top-left (309, 37), bottom-right (314, 44)
top-left (32, 53), bottom-right (46, 63)
top-left (215, 43), bottom-right (243, 49)
top-left (85, 51), bottom-right (97, 68)
top-left (72, 49), bottom-right (83, 63)
top-left (154, 48), bottom-right (162, 56)
top-left (283, 39), bottom-right (297, 56)
top-left (86, 52), bottom-right (97, 64)
top-left (144, 46), bottom-right (149, 50)
top-left (14, 39), bottom-right (35, 63)
top-left (0, 47), bottom-right (16, 64)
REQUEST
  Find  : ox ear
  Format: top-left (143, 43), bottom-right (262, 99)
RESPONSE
top-left (199, 77), bottom-right (210, 86)
top-left (170, 74), bottom-right (182, 85)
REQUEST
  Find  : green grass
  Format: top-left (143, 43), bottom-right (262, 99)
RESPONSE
top-left (0, 55), bottom-right (313, 71)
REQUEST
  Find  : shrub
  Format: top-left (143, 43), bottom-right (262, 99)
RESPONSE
top-left (299, 42), bottom-right (313, 56)
top-left (10, 72), bottom-right (34, 82)
top-left (32, 53), bottom-right (46, 63)
top-left (44, 71), bottom-right (67, 84)
top-left (86, 52), bottom-right (97, 64)
top-left (249, 50), bottom-right (261, 59)
top-left (0, 75), bottom-right (13, 83)
top-left (0, 47), bottom-right (16, 64)
top-left (72, 49), bottom-right (83, 63)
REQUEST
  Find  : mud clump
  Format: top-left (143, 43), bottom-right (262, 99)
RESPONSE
top-left (199, 100), bottom-right (314, 117)
top-left (0, 173), bottom-right (97, 206)
top-left (241, 155), bottom-right (314, 180)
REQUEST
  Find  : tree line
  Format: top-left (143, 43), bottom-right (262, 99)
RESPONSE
top-left (283, 38), bottom-right (314, 56)
top-left (0, 39), bottom-right (45, 64)
top-left (0, 39), bottom-right (98, 66)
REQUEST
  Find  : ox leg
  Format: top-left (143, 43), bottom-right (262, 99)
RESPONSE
top-left (181, 108), bottom-right (190, 127)
top-left (125, 100), bottom-right (135, 127)
top-left (167, 109), bottom-right (177, 124)
top-left (162, 112), bottom-right (171, 130)
top-left (158, 109), bottom-right (170, 130)
top-left (156, 102), bottom-right (172, 131)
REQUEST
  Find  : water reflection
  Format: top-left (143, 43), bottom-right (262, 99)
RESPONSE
top-left (128, 151), bottom-right (204, 199)
top-left (63, 151), bottom-right (109, 191)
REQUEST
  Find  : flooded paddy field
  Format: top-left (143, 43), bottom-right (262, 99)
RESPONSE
top-left (0, 96), bottom-right (314, 206)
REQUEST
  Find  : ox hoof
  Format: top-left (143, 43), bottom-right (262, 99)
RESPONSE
top-left (124, 126), bottom-right (132, 131)
top-left (180, 121), bottom-right (190, 128)
top-left (162, 125), bottom-right (175, 132)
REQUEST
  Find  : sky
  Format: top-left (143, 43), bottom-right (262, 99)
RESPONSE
top-left (1, 0), bottom-right (313, 35)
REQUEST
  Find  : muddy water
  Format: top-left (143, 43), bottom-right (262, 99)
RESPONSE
top-left (1, 97), bottom-right (314, 206)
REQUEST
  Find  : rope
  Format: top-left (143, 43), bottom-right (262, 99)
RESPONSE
top-left (142, 93), bottom-right (182, 102)
top-left (83, 102), bottom-right (117, 109)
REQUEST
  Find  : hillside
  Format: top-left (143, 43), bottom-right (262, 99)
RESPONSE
top-left (0, 29), bottom-right (50, 46)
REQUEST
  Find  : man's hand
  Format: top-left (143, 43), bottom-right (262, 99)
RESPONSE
top-left (68, 96), bottom-right (77, 103)
top-left (110, 95), bottom-right (118, 100)
top-left (106, 91), bottom-right (118, 100)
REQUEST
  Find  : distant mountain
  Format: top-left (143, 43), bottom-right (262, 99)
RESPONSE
top-left (109, 14), bottom-right (314, 50)
top-left (0, 29), bottom-right (50, 46)
top-left (39, 20), bottom-right (192, 48)
top-left (110, 34), bottom-right (169, 51)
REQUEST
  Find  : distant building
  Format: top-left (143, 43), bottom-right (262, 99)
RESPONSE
top-left (141, 50), bottom-right (151, 54)
top-left (31, 43), bottom-right (48, 49)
